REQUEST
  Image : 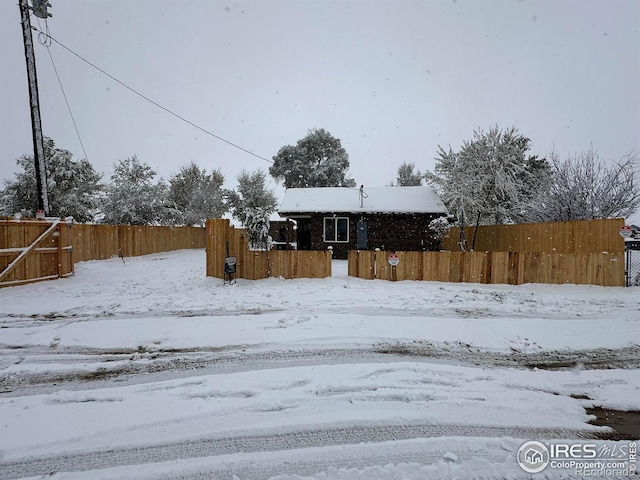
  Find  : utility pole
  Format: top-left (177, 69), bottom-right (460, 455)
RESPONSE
top-left (19, 0), bottom-right (50, 215)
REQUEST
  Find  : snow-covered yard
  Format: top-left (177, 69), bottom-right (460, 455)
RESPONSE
top-left (0, 249), bottom-right (638, 479)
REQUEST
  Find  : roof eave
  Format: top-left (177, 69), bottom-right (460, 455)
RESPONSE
top-left (278, 209), bottom-right (446, 215)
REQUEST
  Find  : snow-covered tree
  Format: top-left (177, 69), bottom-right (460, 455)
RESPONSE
top-left (425, 126), bottom-right (550, 250)
top-left (229, 170), bottom-right (278, 276)
top-left (270, 128), bottom-right (356, 188)
top-left (101, 156), bottom-right (176, 225)
top-left (168, 162), bottom-right (228, 226)
top-left (245, 207), bottom-right (273, 251)
top-left (395, 162), bottom-right (422, 186)
top-left (0, 137), bottom-right (103, 222)
top-left (229, 169), bottom-right (278, 227)
top-left (525, 149), bottom-right (640, 222)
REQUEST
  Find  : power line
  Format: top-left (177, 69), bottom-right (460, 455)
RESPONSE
top-left (31, 25), bottom-right (274, 165)
top-left (35, 16), bottom-right (90, 161)
top-left (45, 45), bottom-right (90, 161)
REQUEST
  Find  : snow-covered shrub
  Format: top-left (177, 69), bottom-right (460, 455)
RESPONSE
top-left (429, 216), bottom-right (452, 241)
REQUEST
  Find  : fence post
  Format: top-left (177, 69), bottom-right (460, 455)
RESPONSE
top-left (56, 223), bottom-right (62, 278)
top-left (373, 249), bottom-right (377, 279)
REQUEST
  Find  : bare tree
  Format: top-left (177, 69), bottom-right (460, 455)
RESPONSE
top-left (526, 149), bottom-right (640, 222)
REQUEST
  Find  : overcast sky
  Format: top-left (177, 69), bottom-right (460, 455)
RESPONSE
top-left (2, 0), bottom-right (639, 215)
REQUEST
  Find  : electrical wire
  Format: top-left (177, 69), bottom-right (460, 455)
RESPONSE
top-left (30, 25), bottom-right (274, 165)
top-left (35, 16), bottom-right (90, 161)
top-left (46, 47), bottom-right (91, 161)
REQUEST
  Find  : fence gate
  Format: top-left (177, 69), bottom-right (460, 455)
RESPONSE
top-left (625, 240), bottom-right (640, 287)
top-left (0, 218), bottom-right (74, 288)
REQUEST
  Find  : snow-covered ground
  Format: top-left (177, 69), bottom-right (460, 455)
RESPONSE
top-left (0, 249), bottom-right (638, 479)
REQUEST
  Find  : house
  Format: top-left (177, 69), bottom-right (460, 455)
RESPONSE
top-left (278, 186), bottom-right (447, 259)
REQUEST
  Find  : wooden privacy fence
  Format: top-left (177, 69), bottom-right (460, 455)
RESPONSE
top-left (72, 224), bottom-right (205, 262)
top-left (440, 218), bottom-right (625, 254)
top-left (206, 219), bottom-right (332, 280)
top-left (348, 250), bottom-right (625, 286)
top-left (0, 218), bottom-right (206, 288)
top-left (0, 218), bottom-right (74, 288)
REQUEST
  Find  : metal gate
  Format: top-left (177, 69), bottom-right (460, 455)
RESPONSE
top-left (625, 240), bottom-right (640, 287)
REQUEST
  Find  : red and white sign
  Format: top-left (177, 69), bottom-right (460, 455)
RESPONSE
top-left (388, 253), bottom-right (400, 266)
top-left (619, 225), bottom-right (633, 238)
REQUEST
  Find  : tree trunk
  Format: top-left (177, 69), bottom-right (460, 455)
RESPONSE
top-left (471, 212), bottom-right (482, 252)
top-left (265, 250), bottom-right (271, 278)
top-left (458, 212), bottom-right (469, 251)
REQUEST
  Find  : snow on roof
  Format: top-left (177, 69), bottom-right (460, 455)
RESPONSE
top-left (279, 186), bottom-right (447, 215)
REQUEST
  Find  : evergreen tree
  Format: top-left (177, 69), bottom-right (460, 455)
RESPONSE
top-left (101, 156), bottom-right (176, 225)
top-left (168, 162), bottom-right (228, 226)
top-left (0, 137), bottom-right (103, 222)
top-left (270, 128), bottom-right (356, 188)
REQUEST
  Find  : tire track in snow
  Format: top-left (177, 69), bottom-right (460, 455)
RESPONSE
top-left (2, 344), bottom-right (639, 397)
top-left (0, 423), bottom-right (604, 479)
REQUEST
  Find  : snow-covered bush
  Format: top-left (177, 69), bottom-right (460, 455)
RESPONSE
top-left (428, 216), bottom-right (452, 241)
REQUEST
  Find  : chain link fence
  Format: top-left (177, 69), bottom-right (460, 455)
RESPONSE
top-left (625, 241), bottom-right (640, 286)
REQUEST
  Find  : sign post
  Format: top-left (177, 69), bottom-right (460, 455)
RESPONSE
top-left (224, 256), bottom-right (237, 284)
top-left (619, 225), bottom-right (633, 239)
top-left (223, 239), bottom-right (236, 285)
top-left (388, 253), bottom-right (399, 281)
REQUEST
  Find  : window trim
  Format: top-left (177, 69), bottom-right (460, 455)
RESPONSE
top-left (323, 216), bottom-right (349, 243)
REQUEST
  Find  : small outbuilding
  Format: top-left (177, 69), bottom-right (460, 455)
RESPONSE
top-left (278, 186), bottom-right (447, 259)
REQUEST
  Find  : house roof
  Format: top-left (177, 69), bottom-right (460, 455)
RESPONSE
top-left (278, 186), bottom-right (447, 215)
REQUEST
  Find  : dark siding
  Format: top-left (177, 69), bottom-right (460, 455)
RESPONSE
top-left (365, 213), bottom-right (441, 252)
top-left (301, 212), bottom-right (442, 259)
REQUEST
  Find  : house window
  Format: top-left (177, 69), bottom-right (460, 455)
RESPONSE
top-left (323, 217), bottom-right (349, 243)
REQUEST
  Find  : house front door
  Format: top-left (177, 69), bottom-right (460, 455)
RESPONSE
top-left (296, 218), bottom-right (311, 250)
